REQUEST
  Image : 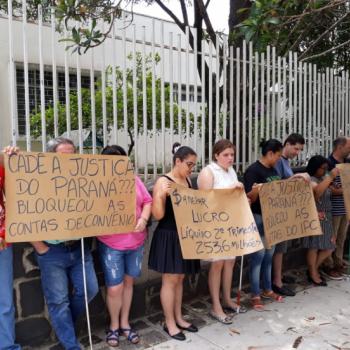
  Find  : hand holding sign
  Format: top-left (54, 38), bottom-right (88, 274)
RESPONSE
top-left (170, 183), bottom-right (263, 259)
top-left (259, 178), bottom-right (321, 248)
top-left (5, 152), bottom-right (136, 242)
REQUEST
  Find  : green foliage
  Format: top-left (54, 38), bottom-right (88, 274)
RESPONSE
top-left (30, 53), bottom-right (194, 148)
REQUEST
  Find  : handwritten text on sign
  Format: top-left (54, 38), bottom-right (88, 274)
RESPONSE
top-left (170, 184), bottom-right (263, 259)
top-left (259, 178), bottom-right (321, 248)
top-left (5, 152), bottom-right (136, 242)
top-left (337, 164), bottom-right (350, 220)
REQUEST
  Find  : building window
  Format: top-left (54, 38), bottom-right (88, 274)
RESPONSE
top-left (16, 66), bottom-right (92, 135)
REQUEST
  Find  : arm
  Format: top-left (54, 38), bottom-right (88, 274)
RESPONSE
top-left (291, 172), bottom-right (311, 182)
top-left (151, 177), bottom-right (170, 221)
top-left (134, 202), bottom-right (152, 232)
top-left (197, 167), bottom-right (214, 190)
top-left (244, 168), bottom-right (261, 204)
top-left (30, 241), bottom-right (50, 254)
top-left (315, 168), bottom-right (339, 199)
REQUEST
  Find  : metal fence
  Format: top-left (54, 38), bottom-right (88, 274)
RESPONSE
top-left (4, 2), bottom-right (350, 177)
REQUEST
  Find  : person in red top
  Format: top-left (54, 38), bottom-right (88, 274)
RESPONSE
top-left (0, 147), bottom-right (21, 350)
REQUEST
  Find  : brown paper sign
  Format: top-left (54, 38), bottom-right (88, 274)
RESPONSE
top-left (337, 163), bottom-right (350, 220)
top-left (5, 152), bottom-right (136, 242)
top-left (259, 178), bottom-right (321, 248)
top-left (169, 184), bottom-right (263, 259)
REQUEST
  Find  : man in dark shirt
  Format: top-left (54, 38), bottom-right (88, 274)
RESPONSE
top-left (322, 136), bottom-right (350, 279)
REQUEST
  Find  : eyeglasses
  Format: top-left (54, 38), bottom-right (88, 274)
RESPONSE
top-left (185, 161), bottom-right (196, 169)
top-left (320, 165), bottom-right (328, 170)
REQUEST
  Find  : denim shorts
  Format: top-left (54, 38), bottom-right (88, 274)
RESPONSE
top-left (98, 243), bottom-right (144, 286)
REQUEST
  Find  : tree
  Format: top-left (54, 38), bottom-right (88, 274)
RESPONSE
top-left (30, 53), bottom-right (189, 155)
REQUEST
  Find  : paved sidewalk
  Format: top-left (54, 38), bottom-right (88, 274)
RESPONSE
top-left (40, 271), bottom-right (350, 350)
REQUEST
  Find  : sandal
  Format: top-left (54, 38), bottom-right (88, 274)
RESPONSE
top-left (119, 328), bottom-right (140, 344)
top-left (251, 296), bottom-right (264, 312)
top-left (209, 310), bottom-right (233, 324)
top-left (106, 329), bottom-right (119, 347)
top-left (223, 304), bottom-right (248, 314)
top-left (261, 290), bottom-right (283, 302)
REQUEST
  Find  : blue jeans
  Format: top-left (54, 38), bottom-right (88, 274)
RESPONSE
top-left (0, 246), bottom-right (21, 350)
top-left (249, 214), bottom-right (275, 296)
top-left (36, 242), bottom-right (98, 350)
top-left (98, 243), bottom-right (144, 286)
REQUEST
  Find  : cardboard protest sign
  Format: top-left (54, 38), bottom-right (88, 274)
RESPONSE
top-left (259, 178), bottom-right (321, 248)
top-left (169, 184), bottom-right (263, 259)
top-left (337, 163), bottom-right (350, 220)
top-left (5, 152), bottom-right (136, 242)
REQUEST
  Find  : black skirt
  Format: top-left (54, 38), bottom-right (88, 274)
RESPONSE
top-left (148, 228), bottom-right (200, 274)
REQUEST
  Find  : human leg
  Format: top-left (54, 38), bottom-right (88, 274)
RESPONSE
top-left (261, 245), bottom-right (276, 293)
top-left (208, 260), bottom-right (225, 317)
top-left (221, 259), bottom-right (240, 309)
top-left (306, 249), bottom-right (321, 282)
top-left (37, 247), bottom-right (80, 350)
top-left (0, 246), bottom-right (21, 350)
top-left (334, 215), bottom-right (348, 268)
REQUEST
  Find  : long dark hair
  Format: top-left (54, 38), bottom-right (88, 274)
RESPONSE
top-left (101, 145), bottom-right (127, 156)
top-left (306, 155), bottom-right (329, 176)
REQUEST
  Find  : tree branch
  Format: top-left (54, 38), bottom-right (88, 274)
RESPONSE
top-left (299, 11), bottom-right (350, 59)
top-left (154, 0), bottom-right (185, 30)
top-left (179, 0), bottom-right (189, 26)
top-left (301, 38), bottom-right (350, 62)
top-left (205, 0), bottom-right (211, 9)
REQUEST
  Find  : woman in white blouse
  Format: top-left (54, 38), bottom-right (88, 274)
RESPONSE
top-left (197, 139), bottom-right (246, 325)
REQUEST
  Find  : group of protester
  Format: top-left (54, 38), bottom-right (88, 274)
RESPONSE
top-left (0, 134), bottom-right (349, 349)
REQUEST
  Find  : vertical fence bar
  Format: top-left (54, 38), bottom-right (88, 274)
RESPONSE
top-left (201, 39), bottom-right (206, 168)
top-left (342, 72), bottom-right (346, 134)
top-left (312, 64), bottom-right (317, 153)
top-left (338, 76), bottom-right (342, 135)
top-left (169, 32), bottom-right (174, 158)
top-left (177, 34), bottom-right (182, 142)
top-left (101, 24), bottom-right (107, 147)
top-left (288, 51), bottom-right (293, 136)
top-left (193, 28), bottom-right (198, 152)
top-left (64, 28), bottom-right (71, 138)
top-left (112, 20), bottom-right (118, 145)
top-left (260, 52), bottom-right (265, 141)
top-left (266, 46), bottom-right (270, 139)
top-left (222, 38), bottom-right (227, 140)
top-left (160, 22), bottom-right (165, 173)
top-left (209, 41), bottom-right (213, 160)
top-left (334, 76), bottom-right (338, 137)
top-left (276, 55), bottom-right (281, 141)
top-left (142, 26), bottom-right (148, 179)
top-left (346, 72), bottom-right (349, 134)
top-left (8, 0), bottom-right (17, 146)
top-left (254, 51), bottom-right (259, 159)
top-left (185, 26), bottom-right (190, 142)
top-left (298, 61), bottom-right (303, 138)
top-left (236, 47), bottom-right (240, 172)
top-left (151, 19), bottom-right (157, 178)
top-left (282, 57), bottom-right (287, 140)
top-left (22, 0), bottom-right (31, 150)
top-left (293, 52), bottom-right (298, 133)
top-left (248, 42), bottom-right (253, 165)
top-left (215, 34), bottom-right (220, 141)
top-left (321, 73), bottom-right (325, 155)
top-left (51, 8), bottom-right (58, 138)
top-left (76, 53), bottom-right (83, 152)
top-left (38, 5), bottom-right (46, 151)
top-left (330, 69), bottom-right (334, 141)
top-left (133, 24), bottom-right (139, 173)
top-left (325, 68), bottom-right (330, 156)
top-left (122, 19), bottom-right (128, 150)
top-left (229, 46), bottom-right (234, 144)
top-left (308, 63), bottom-right (312, 156)
top-left (242, 41), bottom-right (247, 170)
top-left (271, 46), bottom-right (276, 138)
top-left (317, 72), bottom-right (321, 153)
top-left (302, 62), bottom-right (307, 161)
top-left (90, 34), bottom-right (96, 154)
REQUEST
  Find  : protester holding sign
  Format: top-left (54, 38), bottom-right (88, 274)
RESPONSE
top-left (0, 147), bottom-right (21, 350)
top-left (197, 139), bottom-right (246, 324)
top-left (244, 139), bottom-right (284, 311)
top-left (273, 133), bottom-right (306, 297)
top-left (97, 145), bottom-right (152, 347)
top-left (31, 137), bottom-right (98, 350)
top-left (323, 137), bottom-right (350, 279)
top-left (302, 156), bottom-right (338, 286)
top-left (149, 143), bottom-right (200, 341)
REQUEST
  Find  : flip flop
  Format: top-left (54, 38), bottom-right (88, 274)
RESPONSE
top-left (251, 296), bottom-right (264, 312)
top-left (223, 304), bottom-right (248, 314)
top-left (209, 310), bottom-right (233, 324)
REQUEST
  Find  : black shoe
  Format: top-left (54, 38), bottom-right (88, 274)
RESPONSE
top-left (282, 275), bottom-right (296, 284)
top-left (163, 325), bottom-right (186, 341)
top-left (272, 284), bottom-right (296, 297)
top-left (176, 323), bottom-right (198, 332)
top-left (307, 272), bottom-right (328, 287)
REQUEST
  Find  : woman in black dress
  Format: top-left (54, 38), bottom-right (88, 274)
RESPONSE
top-left (149, 143), bottom-right (200, 341)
